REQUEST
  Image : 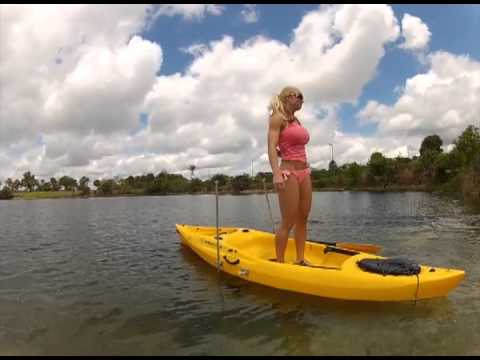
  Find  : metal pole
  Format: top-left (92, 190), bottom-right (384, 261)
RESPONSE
top-left (215, 180), bottom-right (221, 271)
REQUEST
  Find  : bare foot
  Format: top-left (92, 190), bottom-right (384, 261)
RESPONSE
top-left (295, 259), bottom-right (313, 266)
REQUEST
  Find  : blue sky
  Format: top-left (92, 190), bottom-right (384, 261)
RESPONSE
top-left (1, 4), bottom-right (480, 181)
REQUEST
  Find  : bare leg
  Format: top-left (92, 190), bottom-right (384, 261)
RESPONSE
top-left (294, 174), bottom-right (312, 263)
top-left (275, 175), bottom-right (300, 262)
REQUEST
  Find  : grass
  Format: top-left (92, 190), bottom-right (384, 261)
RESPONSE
top-left (13, 191), bottom-right (80, 200)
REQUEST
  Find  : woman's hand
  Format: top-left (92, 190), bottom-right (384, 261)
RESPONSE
top-left (273, 171), bottom-right (285, 191)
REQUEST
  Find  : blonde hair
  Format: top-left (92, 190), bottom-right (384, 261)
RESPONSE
top-left (267, 86), bottom-right (303, 120)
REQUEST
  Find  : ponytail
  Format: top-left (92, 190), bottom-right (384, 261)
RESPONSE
top-left (268, 94), bottom-right (288, 120)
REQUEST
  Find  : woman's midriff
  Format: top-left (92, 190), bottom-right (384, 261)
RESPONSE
top-left (280, 159), bottom-right (309, 170)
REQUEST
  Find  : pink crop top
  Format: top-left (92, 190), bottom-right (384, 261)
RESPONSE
top-left (278, 120), bottom-right (310, 161)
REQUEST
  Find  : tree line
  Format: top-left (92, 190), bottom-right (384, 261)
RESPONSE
top-left (1, 125), bottom-right (479, 207)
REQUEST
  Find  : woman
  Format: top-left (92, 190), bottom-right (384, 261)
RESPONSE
top-left (267, 86), bottom-right (312, 265)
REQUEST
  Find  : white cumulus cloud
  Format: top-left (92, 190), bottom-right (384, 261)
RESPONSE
top-left (358, 51), bottom-right (480, 146)
top-left (399, 13), bottom-right (431, 51)
top-left (241, 5), bottom-right (259, 24)
top-left (154, 4), bottom-right (225, 20)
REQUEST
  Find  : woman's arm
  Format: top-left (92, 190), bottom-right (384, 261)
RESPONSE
top-left (267, 113), bottom-right (285, 189)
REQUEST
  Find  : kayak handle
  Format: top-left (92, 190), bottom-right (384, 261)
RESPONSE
top-left (223, 255), bottom-right (240, 265)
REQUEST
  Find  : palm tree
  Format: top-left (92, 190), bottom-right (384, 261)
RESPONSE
top-left (189, 165), bottom-right (196, 180)
top-left (50, 177), bottom-right (60, 191)
top-left (5, 178), bottom-right (15, 191)
top-left (22, 171), bottom-right (38, 192)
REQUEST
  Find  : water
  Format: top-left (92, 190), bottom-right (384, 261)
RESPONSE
top-left (0, 192), bottom-right (479, 355)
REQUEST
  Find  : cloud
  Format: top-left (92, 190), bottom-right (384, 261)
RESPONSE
top-left (0, 5), bottom-right (161, 146)
top-left (43, 36), bottom-right (162, 136)
top-left (241, 5), bottom-right (259, 24)
top-left (399, 13), bottom-right (431, 51)
top-left (290, 4), bottom-right (399, 103)
top-left (154, 4), bottom-right (225, 20)
top-left (180, 43), bottom-right (210, 58)
top-left (0, 5), bottom-right (163, 179)
top-left (357, 51), bottom-right (480, 145)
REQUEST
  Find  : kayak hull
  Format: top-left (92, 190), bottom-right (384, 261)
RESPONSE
top-left (176, 224), bottom-right (465, 302)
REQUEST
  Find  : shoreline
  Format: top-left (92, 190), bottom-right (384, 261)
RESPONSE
top-left (6, 188), bottom-right (479, 213)
top-left (9, 186), bottom-right (429, 200)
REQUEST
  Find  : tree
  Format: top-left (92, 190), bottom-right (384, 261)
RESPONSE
top-left (5, 178), bottom-right (14, 190)
top-left (454, 125), bottom-right (480, 168)
top-left (419, 135), bottom-right (443, 181)
top-left (231, 174), bottom-right (251, 193)
top-left (252, 172), bottom-right (273, 190)
top-left (126, 175), bottom-right (135, 188)
top-left (79, 176), bottom-right (90, 196)
top-left (384, 158), bottom-right (397, 188)
top-left (328, 160), bottom-right (338, 174)
top-left (420, 134), bottom-right (443, 157)
top-left (79, 176), bottom-right (89, 189)
top-left (37, 179), bottom-right (52, 191)
top-left (21, 171), bottom-right (38, 192)
top-left (344, 162), bottom-right (362, 187)
top-left (59, 175), bottom-right (77, 191)
top-left (211, 174), bottom-right (229, 187)
top-left (189, 165), bottom-right (196, 180)
top-left (145, 173), bottom-right (155, 184)
top-left (0, 187), bottom-right (13, 200)
top-left (13, 179), bottom-right (21, 192)
top-left (190, 178), bottom-right (203, 193)
top-left (434, 152), bottom-right (458, 183)
top-left (368, 152), bottom-right (387, 178)
top-left (98, 179), bottom-right (115, 195)
top-left (50, 177), bottom-right (61, 191)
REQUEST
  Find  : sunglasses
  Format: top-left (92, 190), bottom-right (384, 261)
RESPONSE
top-left (290, 93), bottom-right (304, 101)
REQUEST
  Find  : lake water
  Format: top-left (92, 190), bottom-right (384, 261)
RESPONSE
top-left (0, 192), bottom-right (479, 355)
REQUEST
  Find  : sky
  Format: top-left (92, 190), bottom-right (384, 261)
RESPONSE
top-left (1, 4), bottom-right (480, 182)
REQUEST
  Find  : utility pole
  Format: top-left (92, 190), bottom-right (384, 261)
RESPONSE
top-left (328, 143), bottom-right (334, 162)
top-left (251, 159), bottom-right (254, 178)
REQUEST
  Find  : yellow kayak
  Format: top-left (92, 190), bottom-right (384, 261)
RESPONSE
top-left (175, 224), bottom-right (465, 302)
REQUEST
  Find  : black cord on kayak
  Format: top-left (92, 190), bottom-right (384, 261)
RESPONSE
top-left (414, 273), bottom-right (419, 306)
top-left (215, 180), bottom-right (221, 272)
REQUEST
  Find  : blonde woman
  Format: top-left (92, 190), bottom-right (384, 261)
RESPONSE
top-left (267, 86), bottom-right (312, 265)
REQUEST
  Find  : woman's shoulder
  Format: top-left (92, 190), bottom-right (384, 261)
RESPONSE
top-left (269, 112), bottom-right (287, 128)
